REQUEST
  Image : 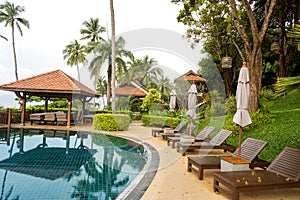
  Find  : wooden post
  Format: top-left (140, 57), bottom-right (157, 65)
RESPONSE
top-left (20, 96), bottom-right (26, 126)
top-left (67, 100), bottom-right (72, 128)
top-left (7, 108), bottom-right (12, 127)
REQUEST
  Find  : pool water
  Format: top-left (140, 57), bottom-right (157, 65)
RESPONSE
top-left (0, 128), bottom-right (147, 200)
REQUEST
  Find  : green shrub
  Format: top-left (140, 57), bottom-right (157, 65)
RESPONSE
top-left (226, 96), bottom-right (236, 115)
top-left (141, 115), bottom-right (180, 128)
top-left (140, 89), bottom-right (161, 112)
top-left (93, 114), bottom-right (131, 131)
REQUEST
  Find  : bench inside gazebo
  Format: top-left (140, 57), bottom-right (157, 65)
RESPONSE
top-left (0, 69), bottom-right (100, 127)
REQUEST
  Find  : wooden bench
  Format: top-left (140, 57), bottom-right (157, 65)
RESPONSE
top-left (213, 147), bottom-right (300, 200)
top-left (29, 113), bottom-right (45, 125)
top-left (56, 112), bottom-right (67, 126)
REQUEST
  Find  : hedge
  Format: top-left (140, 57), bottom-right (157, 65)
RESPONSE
top-left (141, 115), bottom-right (181, 128)
top-left (93, 114), bottom-right (131, 131)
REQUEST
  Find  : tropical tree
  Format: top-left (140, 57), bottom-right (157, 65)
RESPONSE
top-left (110, 0), bottom-right (116, 113)
top-left (96, 76), bottom-right (107, 107)
top-left (154, 73), bottom-right (173, 102)
top-left (0, 33), bottom-right (7, 41)
top-left (62, 39), bottom-right (87, 82)
top-left (80, 17), bottom-right (106, 43)
top-left (173, 0), bottom-right (277, 111)
top-left (0, 1), bottom-right (29, 80)
top-left (88, 37), bottom-right (131, 107)
top-left (273, 24), bottom-right (300, 97)
top-left (132, 55), bottom-right (162, 87)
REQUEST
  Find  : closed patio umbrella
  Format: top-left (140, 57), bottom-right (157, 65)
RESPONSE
top-left (186, 82), bottom-right (198, 135)
top-left (169, 89), bottom-right (177, 128)
top-left (233, 62), bottom-right (252, 157)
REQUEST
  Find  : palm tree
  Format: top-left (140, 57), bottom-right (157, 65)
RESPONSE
top-left (0, 1), bottom-right (29, 80)
top-left (155, 73), bottom-right (172, 101)
top-left (80, 18), bottom-right (106, 43)
top-left (62, 40), bottom-right (87, 82)
top-left (89, 37), bottom-right (131, 107)
top-left (133, 55), bottom-right (162, 87)
top-left (96, 76), bottom-right (107, 107)
top-left (110, 0), bottom-right (116, 113)
top-left (0, 34), bottom-right (7, 41)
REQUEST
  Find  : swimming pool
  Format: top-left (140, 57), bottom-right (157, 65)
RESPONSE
top-left (0, 127), bottom-right (158, 200)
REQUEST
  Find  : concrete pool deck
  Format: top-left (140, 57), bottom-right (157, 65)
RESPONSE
top-left (10, 122), bottom-right (300, 200)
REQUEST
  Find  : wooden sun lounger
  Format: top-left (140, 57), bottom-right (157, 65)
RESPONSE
top-left (162, 124), bottom-right (197, 140)
top-left (151, 120), bottom-right (187, 137)
top-left (213, 147), bottom-right (300, 200)
top-left (187, 138), bottom-right (269, 180)
top-left (167, 126), bottom-right (215, 149)
top-left (177, 129), bottom-right (235, 156)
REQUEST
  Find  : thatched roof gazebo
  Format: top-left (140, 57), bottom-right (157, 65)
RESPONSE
top-left (0, 69), bottom-right (100, 127)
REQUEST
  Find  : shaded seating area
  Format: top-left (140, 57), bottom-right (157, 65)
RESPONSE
top-left (187, 138), bottom-right (269, 180)
top-left (29, 112), bottom-right (69, 126)
top-left (214, 147), bottom-right (300, 200)
top-left (167, 126), bottom-right (215, 149)
top-left (0, 70), bottom-right (100, 127)
top-left (177, 129), bottom-right (236, 156)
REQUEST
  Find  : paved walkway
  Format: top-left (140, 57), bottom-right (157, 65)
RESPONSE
top-left (12, 122), bottom-right (300, 200)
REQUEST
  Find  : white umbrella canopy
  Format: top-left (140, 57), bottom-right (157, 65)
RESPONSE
top-left (186, 83), bottom-right (198, 135)
top-left (233, 62), bottom-right (252, 157)
top-left (169, 89), bottom-right (177, 128)
top-left (169, 89), bottom-right (177, 114)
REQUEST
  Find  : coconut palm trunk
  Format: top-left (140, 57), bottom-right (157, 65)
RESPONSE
top-left (110, 0), bottom-right (116, 114)
top-left (11, 23), bottom-right (19, 80)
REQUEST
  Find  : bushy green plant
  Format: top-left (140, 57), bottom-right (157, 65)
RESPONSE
top-left (225, 96), bottom-right (236, 115)
top-left (93, 114), bottom-right (131, 131)
top-left (141, 114), bottom-right (180, 128)
top-left (140, 89), bottom-right (161, 112)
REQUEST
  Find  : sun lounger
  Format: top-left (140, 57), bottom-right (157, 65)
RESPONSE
top-left (152, 120), bottom-right (187, 137)
top-left (167, 126), bottom-right (215, 149)
top-left (214, 147), bottom-right (300, 200)
top-left (161, 124), bottom-right (197, 140)
top-left (177, 129), bottom-right (235, 156)
top-left (187, 138), bottom-right (269, 180)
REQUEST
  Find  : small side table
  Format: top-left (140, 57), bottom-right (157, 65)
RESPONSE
top-left (220, 156), bottom-right (250, 172)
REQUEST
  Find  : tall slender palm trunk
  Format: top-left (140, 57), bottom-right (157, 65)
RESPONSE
top-left (11, 23), bottom-right (19, 80)
top-left (110, 0), bottom-right (116, 114)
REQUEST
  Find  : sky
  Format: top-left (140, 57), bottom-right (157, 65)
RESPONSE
top-left (0, 0), bottom-right (205, 108)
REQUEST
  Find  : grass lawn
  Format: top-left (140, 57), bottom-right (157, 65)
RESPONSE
top-left (225, 92), bottom-right (300, 162)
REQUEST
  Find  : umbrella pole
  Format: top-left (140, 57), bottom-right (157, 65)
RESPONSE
top-left (189, 120), bottom-right (192, 136)
top-left (238, 126), bottom-right (243, 158)
top-left (170, 113), bottom-right (173, 129)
